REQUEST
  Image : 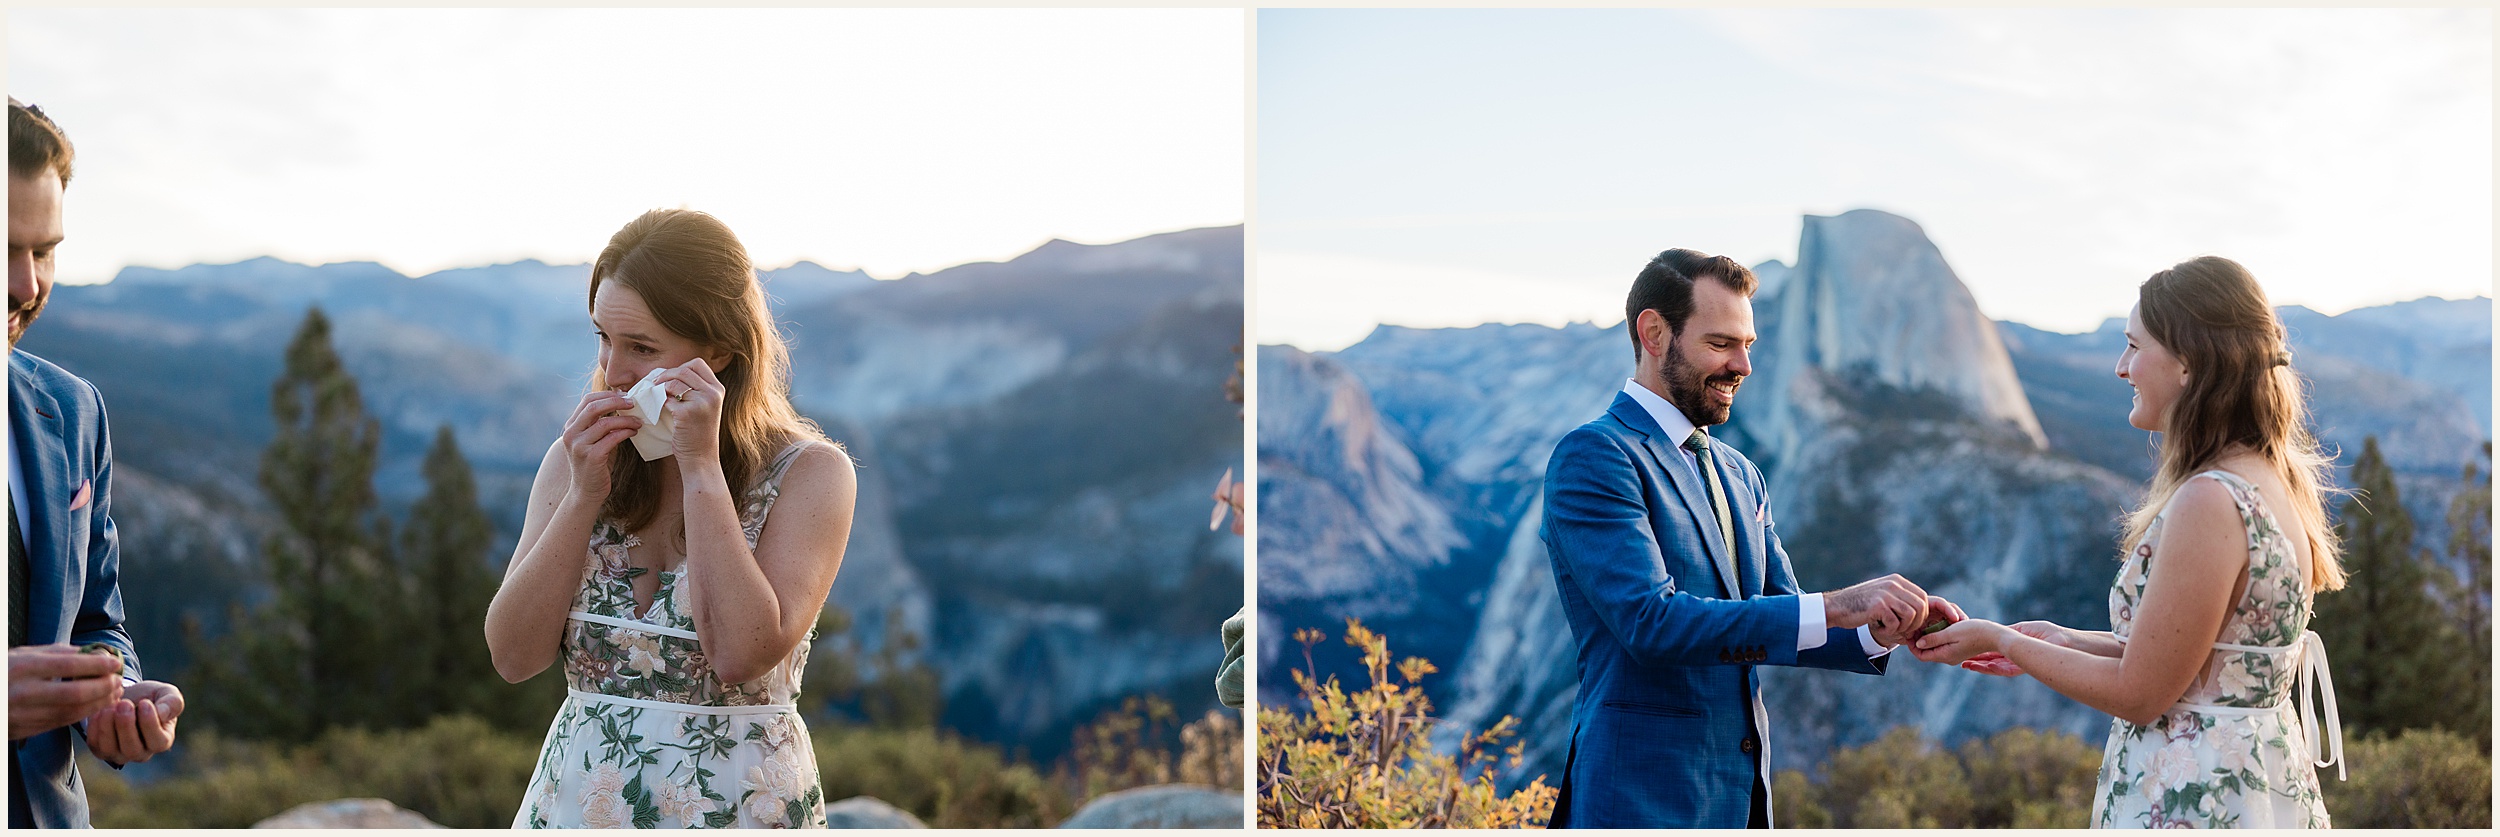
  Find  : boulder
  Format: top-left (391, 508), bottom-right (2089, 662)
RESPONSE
top-left (251, 798), bottom-right (442, 828)
top-left (1058, 784), bottom-right (1243, 829)
top-left (823, 796), bottom-right (927, 829)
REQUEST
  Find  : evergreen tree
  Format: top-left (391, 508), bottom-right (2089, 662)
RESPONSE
top-left (2441, 441), bottom-right (2491, 747)
top-left (189, 307), bottom-right (397, 738)
top-left (400, 424), bottom-right (559, 731)
top-left (2314, 437), bottom-right (2472, 739)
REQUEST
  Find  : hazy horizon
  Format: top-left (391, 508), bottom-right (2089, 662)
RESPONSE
top-left (11, 8), bottom-right (1245, 286)
top-left (1259, 8), bottom-right (2491, 350)
top-left (68, 220), bottom-right (1243, 285)
top-left (1262, 289), bottom-right (2494, 354)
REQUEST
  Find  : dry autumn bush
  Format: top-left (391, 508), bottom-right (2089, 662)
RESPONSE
top-left (1256, 619), bottom-right (1556, 828)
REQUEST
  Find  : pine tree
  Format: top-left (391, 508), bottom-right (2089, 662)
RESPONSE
top-left (188, 307), bottom-right (397, 738)
top-left (400, 424), bottom-right (558, 730)
top-left (2441, 441), bottom-right (2491, 747)
top-left (2314, 437), bottom-right (2472, 739)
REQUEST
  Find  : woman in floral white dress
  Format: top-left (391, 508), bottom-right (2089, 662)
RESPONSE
top-left (1912, 256), bottom-right (2344, 828)
top-left (485, 209), bottom-right (855, 828)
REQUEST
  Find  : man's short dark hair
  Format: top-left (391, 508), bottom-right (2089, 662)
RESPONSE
top-left (1626, 248), bottom-right (1757, 360)
top-left (9, 98), bottom-right (74, 187)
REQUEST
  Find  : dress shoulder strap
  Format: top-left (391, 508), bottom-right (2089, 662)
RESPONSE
top-left (735, 438), bottom-right (827, 536)
top-left (755, 438), bottom-right (816, 492)
top-left (2189, 468), bottom-right (2254, 490)
top-left (2155, 470), bottom-right (2255, 521)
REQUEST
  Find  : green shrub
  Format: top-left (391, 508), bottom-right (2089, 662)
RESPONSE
top-left (1775, 726), bottom-right (2100, 828)
top-left (1772, 769), bottom-right (1831, 828)
top-left (1959, 726), bottom-right (2100, 828)
top-left (82, 714), bottom-right (539, 828)
top-left (86, 695), bottom-right (1239, 829)
top-left (812, 723), bottom-right (1072, 828)
top-left (1820, 727), bottom-right (1974, 828)
top-left (2324, 726), bottom-right (2492, 828)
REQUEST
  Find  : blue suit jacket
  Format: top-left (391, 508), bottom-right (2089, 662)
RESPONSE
top-left (1540, 391), bottom-right (1882, 828)
top-left (9, 349), bottom-right (142, 829)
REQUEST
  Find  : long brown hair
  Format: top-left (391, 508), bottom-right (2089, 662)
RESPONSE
top-left (2120, 256), bottom-right (2344, 592)
top-left (588, 208), bottom-right (829, 532)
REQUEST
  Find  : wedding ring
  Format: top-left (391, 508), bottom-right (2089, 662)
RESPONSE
top-left (672, 388), bottom-right (687, 402)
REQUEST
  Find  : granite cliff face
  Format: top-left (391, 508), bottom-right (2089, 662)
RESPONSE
top-left (1739, 209), bottom-right (2046, 474)
top-left (1260, 209), bottom-right (2203, 785)
top-left (20, 226), bottom-right (1243, 757)
top-left (1254, 346), bottom-right (1464, 621)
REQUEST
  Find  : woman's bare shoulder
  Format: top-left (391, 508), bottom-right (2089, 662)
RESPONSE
top-left (780, 438), bottom-right (858, 493)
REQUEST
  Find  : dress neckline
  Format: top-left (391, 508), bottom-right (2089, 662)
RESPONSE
top-left (595, 438), bottom-right (817, 619)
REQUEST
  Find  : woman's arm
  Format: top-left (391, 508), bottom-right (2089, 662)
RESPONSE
top-left (681, 443), bottom-right (856, 684)
top-left (485, 391), bottom-right (643, 683)
top-left (1918, 478), bottom-right (2245, 724)
top-left (2011, 622), bottom-right (2126, 658)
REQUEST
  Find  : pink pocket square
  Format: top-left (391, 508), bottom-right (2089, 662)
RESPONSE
top-left (68, 480), bottom-right (92, 511)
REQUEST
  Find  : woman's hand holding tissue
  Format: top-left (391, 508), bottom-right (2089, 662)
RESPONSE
top-left (649, 358), bottom-right (727, 464)
top-left (561, 389), bottom-right (643, 504)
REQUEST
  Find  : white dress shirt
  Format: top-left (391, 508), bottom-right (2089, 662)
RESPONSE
top-left (1621, 379), bottom-right (1889, 657)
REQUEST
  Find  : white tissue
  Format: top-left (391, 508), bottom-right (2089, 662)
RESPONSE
top-left (622, 367), bottom-right (679, 461)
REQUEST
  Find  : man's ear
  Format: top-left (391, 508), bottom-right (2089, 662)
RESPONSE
top-left (1637, 309), bottom-right (1669, 361)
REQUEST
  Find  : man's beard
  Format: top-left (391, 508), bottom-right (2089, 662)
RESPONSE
top-left (7, 288), bottom-right (45, 348)
top-left (1663, 343), bottom-right (1740, 427)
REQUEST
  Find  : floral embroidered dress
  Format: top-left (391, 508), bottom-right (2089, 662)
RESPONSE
top-left (2092, 470), bottom-right (2343, 829)
top-left (516, 441), bottom-right (827, 828)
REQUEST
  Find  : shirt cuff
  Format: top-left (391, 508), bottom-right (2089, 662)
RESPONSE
top-left (1796, 592), bottom-right (1826, 651)
top-left (1859, 625), bottom-right (1893, 657)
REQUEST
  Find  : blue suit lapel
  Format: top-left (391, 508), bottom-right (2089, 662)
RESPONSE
top-left (1606, 393), bottom-right (1741, 599)
top-left (9, 358), bottom-right (72, 645)
top-left (1720, 446), bottom-right (1764, 597)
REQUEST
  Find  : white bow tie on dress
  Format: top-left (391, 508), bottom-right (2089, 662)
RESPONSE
top-left (2118, 628), bottom-right (2345, 781)
top-left (622, 367), bottom-right (681, 461)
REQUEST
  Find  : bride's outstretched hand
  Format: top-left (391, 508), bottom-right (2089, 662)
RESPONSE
top-left (1954, 621), bottom-right (2077, 676)
top-left (1959, 652), bottom-right (2022, 677)
top-left (1911, 618), bottom-right (2012, 666)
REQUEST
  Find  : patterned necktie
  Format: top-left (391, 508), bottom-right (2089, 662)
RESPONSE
top-left (1684, 429), bottom-right (1736, 562)
top-left (9, 508), bottom-right (28, 647)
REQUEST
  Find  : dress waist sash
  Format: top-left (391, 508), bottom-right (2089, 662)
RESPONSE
top-left (2114, 629), bottom-right (2343, 781)
top-left (561, 612), bottom-right (794, 716)
top-left (566, 688), bottom-right (796, 716)
top-left (569, 610), bottom-right (700, 640)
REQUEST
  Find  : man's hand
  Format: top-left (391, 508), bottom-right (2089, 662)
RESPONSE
top-left (1911, 618), bottom-right (2014, 666)
top-left (8, 645), bottom-right (124, 741)
top-left (1874, 594), bottom-right (1963, 648)
top-left (1822, 574), bottom-right (1929, 640)
top-left (83, 680), bottom-right (181, 765)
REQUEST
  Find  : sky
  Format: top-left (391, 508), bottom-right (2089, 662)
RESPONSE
top-left (1258, 8), bottom-right (2494, 350)
top-left (9, 8), bottom-right (1245, 285)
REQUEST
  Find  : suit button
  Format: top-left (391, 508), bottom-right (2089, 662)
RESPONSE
top-left (1719, 649), bottom-right (1732, 663)
top-left (1741, 738), bottom-right (1759, 755)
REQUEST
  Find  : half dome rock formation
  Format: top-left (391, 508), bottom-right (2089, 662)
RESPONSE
top-left (1743, 209), bottom-right (2047, 473)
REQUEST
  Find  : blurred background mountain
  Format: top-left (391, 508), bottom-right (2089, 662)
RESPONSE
top-left (1255, 209), bottom-right (2489, 790)
top-left (21, 223), bottom-right (1245, 761)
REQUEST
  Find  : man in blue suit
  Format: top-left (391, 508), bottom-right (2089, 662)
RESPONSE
top-left (1541, 248), bottom-right (1956, 828)
top-left (9, 98), bottom-right (186, 828)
